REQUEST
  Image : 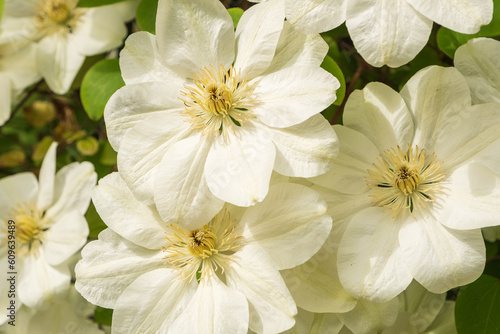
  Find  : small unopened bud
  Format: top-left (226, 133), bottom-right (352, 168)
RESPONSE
top-left (23, 100), bottom-right (56, 127)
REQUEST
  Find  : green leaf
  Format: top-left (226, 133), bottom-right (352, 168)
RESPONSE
top-left (228, 7), bottom-right (244, 29)
top-left (137, 0), bottom-right (159, 34)
top-left (94, 306), bottom-right (113, 326)
top-left (321, 55), bottom-right (346, 106)
top-left (437, 0), bottom-right (500, 58)
top-left (455, 275), bottom-right (500, 333)
top-left (80, 59), bottom-right (125, 121)
top-left (78, 0), bottom-right (127, 7)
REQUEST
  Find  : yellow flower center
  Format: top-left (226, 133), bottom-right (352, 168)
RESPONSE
top-left (163, 210), bottom-right (243, 282)
top-left (34, 0), bottom-right (83, 36)
top-left (180, 65), bottom-right (256, 136)
top-left (7, 203), bottom-right (47, 255)
top-left (366, 145), bottom-right (445, 218)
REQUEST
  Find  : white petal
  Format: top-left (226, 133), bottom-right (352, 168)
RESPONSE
top-left (75, 229), bottom-right (165, 309)
top-left (92, 173), bottom-right (166, 250)
top-left (155, 0), bottom-right (235, 78)
top-left (313, 185), bottom-right (374, 222)
top-left (119, 31), bottom-right (185, 85)
top-left (19, 251), bottom-right (70, 308)
top-left (72, 7), bottom-right (127, 56)
top-left (343, 82), bottom-right (414, 152)
top-left (406, 0), bottom-right (493, 34)
top-left (455, 38), bottom-right (500, 104)
top-left (169, 275), bottom-right (249, 334)
top-left (43, 210), bottom-right (88, 266)
top-left (337, 208), bottom-right (413, 302)
top-left (310, 125), bottom-right (379, 195)
top-left (36, 142), bottom-right (57, 212)
top-left (283, 308), bottom-right (344, 334)
top-left (226, 244), bottom-right (297, 334)
top-left (281, 228), bottom-right (357, 313)
top-left (399, 215), bottom-right (485, 293)
top-left (401, 66), bottom-right (500, 169)
top-left (425, 301), bottom-right (457, 333)
top-left (253, 66), bottom-right (339, 128)
top-left (240, 183), bottom-right (331, 270)
top-left (36, 35), bottom-right (85, 95)
top-left (104, 81), bottom-right (185, 151)
top-left (45, 161), bottom-right (96, 221)
top-left (205, 122), bottom-right (276, 206)
top-left (271, 114), bottom-right (338, 177)
top-left (435, 163), bottom-right (500, 230)
top-left (346, 0), bottom-right (432, 67)
top-left (117, 111), bottom-right (191, 203)
top-left (233, 0), bottom-right (284, 79)
top-left (286, 0), bottom-right (347, 34)
top-left (112, 268), bottom-right (196, 334)
top-left (263, 21), bottom-right (329, 75)
top-left (337, 297), bottom-right (399, 334)
top-left (154, 133), bottom-right (224, 230)
top-left (0, 173), bottom-right (38, 221)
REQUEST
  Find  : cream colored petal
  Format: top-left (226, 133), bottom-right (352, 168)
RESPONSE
top-left (286, 0), bottom-right (346, 34)
top-left (36, 142), bottom-right (57, 212)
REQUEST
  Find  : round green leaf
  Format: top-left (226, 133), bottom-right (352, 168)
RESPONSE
top-left (80, 59), bottom-right (125, 121)
top-left (321, 55), bottom-right (345, 106)
top-left (228, 7), bottom-right (244, 29)
top-left (455, 275), bottom-right (500, 333)
top-left (136, 0), bottom-right (159, 34)
top-left (77, 0), bottom-right (127, 7)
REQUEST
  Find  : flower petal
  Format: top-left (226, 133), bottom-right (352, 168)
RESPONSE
top-left (455, 38), bottom-right (500, 104)
top-left (45, 161), bottom-right (96, 221)
top-left (262, 21), bottom-right (328, 75)
top-left (119, 31), bottom-right (185, 86)
top-left (343, 82), bottom-right (414, 152)
top-left (399, 215), bottom-right (485, 293)
top-left (75, 229), bottom-right (165, 309)
top-left (310, 125), bottom-right (379, 195)
top-left (346, 0), bottom-right (432, 67)
top-left (117, 111), bottom-right (191, 203)
top-left (226, 244), bottom-right (297, 334)
top-left (0, 75), bottom-right (11, 126)
top-left (104, 81), bottom-right (185, 151)
top-left (401, 66), bottom-right (500, 169)
top-left (155, 0), bottom-right (235, 78)
top-left (19, 251), bottom-right (70, 308)
top-left (36, 142), bottom-right (57, 212)
top-left (154, 133), bottom-right (224, 230)
top-left (253, 66), bottom-right (339, 128)
top-left (36, 34), bottom-right (86, 95)
top-left (406, 0), bottom-right (493, 34)
top-left (169, 275), bottom-right (249, 334)
top-left (71, 6), bottom-right (127, 56)
top-left (436, 163), bottom-right (500, 230)
top-left (0, 173), bottom-right (38, 222)
top-left (205, 122), bottom-right (276, 206)
top-left (337, 208), bottom-right (413, 302)
top-left (270, 114), bottom-right (338, 177)
top-left (337, 297), bottom-right (399, 334)
top-left (286, 0), bottom-right (346, 34)
top-left (92, 173), bottom-right (166, 250)
top-left (112, 268), bottom-right (196, 334)
top-left (281, 224), bottom-right (357, 313)
top-left (43, 210), bottom-right (88, 266)
top-left (233, 0), bottom-right (284, 79)
top-left (240, 183), bottom-right (332, 270)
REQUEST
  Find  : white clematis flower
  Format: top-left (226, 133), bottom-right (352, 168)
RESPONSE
top-left (0, 0), bottom-right (137, 94)
top-left (310, 65), bottom-right (500, 302)
top-left (104, 0), bottom-right (339, 228)
top-left (0, 142), bottom-right (96, 316)
top-left (254, 0), bottom-right (493, 67)
top-left (75, 172), bottom-right (332, 334)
